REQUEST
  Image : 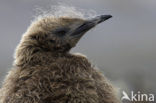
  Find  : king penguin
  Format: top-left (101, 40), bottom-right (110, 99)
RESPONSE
top-left (0, 14), bottom-right (120, 103)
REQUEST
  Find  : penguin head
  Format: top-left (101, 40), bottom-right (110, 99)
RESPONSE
top-left (26, 15), bottom-right (112, 53)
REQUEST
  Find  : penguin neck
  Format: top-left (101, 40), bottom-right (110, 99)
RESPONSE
top-left (14, 43), bottom-right (70, 68)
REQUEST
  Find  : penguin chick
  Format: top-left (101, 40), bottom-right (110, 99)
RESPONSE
top-left (0, 15), bottom-right (120, 103)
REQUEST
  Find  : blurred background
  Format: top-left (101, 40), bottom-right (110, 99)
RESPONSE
top-left (0, 0), bottom-right (156, 102)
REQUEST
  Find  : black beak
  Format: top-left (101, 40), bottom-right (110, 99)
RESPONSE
top-left (71, 15), bottom-right (112, 36)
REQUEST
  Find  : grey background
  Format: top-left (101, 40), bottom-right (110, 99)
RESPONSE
top-left (0, 0), bottom-right (156, 97)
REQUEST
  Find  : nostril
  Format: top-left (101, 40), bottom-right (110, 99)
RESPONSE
top-left (78, 22), bottom-right (88, 28)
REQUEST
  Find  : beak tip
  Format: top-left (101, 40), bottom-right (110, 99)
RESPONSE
top-left (95, 15), bottom-right (113, 24)
top-left (101, 15), bottom-right (113, 20)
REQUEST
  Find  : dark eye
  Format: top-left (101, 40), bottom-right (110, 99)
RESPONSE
top-left (53, 27), bottom-right (69, 37)
top-left (49, 40), bottom-right (55, 43)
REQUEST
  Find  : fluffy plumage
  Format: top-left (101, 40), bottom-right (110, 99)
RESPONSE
top-left (0, 15), bottom-right (120, 103)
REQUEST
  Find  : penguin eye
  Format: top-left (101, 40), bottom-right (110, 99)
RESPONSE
top-left (53, 27), bottom-right (69, 37)
top-left (49, 40), bottom-right (55, 43)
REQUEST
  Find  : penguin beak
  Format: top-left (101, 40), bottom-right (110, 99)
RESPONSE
top-left (71, 15), bottom-right (112, 36)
